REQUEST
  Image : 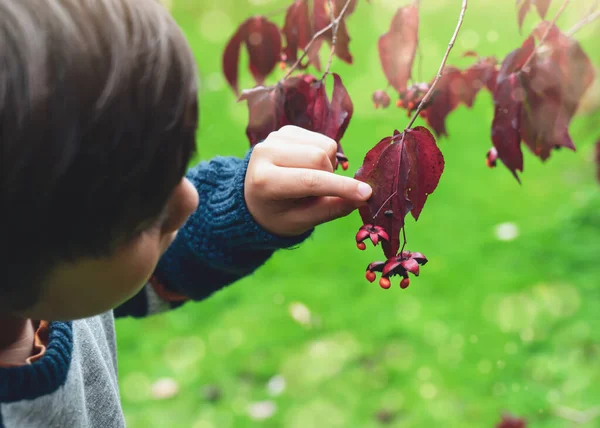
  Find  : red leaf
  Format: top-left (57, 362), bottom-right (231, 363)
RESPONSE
top-left (404, 127), bottom-right (445, 221)
top-left (516, 0), bottom-right (532, 32)
top-left (239, 86), bottom-right (282, 146)
top-left (240, 74), bottom-right (354, 162)
top-left (497, 36), bottom-right (535, 83)
top-left (313, 0), bottom-right (353, 65)
top-left (520, 23), bottom-right (594, 161)
top-left (425, 67), bottom-right (465, 137)
top-left (222, 17), bottom-right (282, 95)
top-left (223, 24), bottom-right (247, 95)
top-left (462, 57), bottom-right (499, 106)
top-left (282, 0), bottom-right (313, 66)
top-left (378, 5), bottom-right (419, 93)
top-left (534, 0), bottom-right (551, 18)
top-left (325, 73), bottom-right (354, 142)
top-left (246, 17), bottom-right (282, 85)
top-left (491, 74), bottom-right (524, 181)
top-left (355, 135), bottom-right (412, 258)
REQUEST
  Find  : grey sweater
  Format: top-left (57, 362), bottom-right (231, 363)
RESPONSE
top-left (0, 153), bottom-right (310, 427)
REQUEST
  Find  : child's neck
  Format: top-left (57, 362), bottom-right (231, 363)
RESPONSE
top-left (0, 314), bottom-right (35, 366)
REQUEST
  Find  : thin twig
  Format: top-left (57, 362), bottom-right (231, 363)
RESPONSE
top-left (567, 10), bottom-right (600, 35)
top-left (405, 0), bottom-right (468, 130)
top-left (324, 0), bottom-right (337, 76)
top-left (521, 0), bottom-right (570, 70)
top-left (282, 0), bottom-right (354, 81)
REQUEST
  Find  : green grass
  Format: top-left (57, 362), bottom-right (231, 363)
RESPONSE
top-left (116, 1), bottom-right (600, 427)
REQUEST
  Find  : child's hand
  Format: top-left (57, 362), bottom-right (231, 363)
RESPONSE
top-left (245, 126), bottom-right (373, 237)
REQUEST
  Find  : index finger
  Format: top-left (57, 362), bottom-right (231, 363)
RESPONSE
top-left (272, 167), bottom-right (372, 202)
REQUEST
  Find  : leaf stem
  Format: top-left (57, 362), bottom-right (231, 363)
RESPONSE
top-left (405, 0), bottom-right (468, 130)
top-left (521, 0), bottom-right (570, 70)
top-left (282, 0), bottom-right (354, 81)
top-left (567, 10), bottom-right (600, 36)
top-left (373, 191), bottom-right (398, 219)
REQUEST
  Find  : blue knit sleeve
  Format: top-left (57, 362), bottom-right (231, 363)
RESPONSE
top-left (151, 148), bottom-right (312, 302)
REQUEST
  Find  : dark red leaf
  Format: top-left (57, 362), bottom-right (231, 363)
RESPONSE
top-left (355, 135), bottom-right (412, 258)
top-left (491, 73), bottom-right (524, 181)
top-left (313, 0), bottom-right (353, 66)
top-left (497, 36), bottom-right (535, 83)
top-left (534, 0), bottom-right (551, 18)
top-left (378, 5), bottom-right (419, 93)
top-left (325, 73), bottom-right (354, 142)
top-left (282, 0), bottom-right (313, 66)
top-left (520, 23), bottom-right (594, 161)
top-left (462, 57), bottom-right (499, 106)
top-left (425, 67), bottom-right (465, 137)
top-left (222, 17), bottom-right (282, 95)
top-left (245, 17), bottom-right (282, 85)
top-left (240, 74), bottom-right (354, 164)
top-left (223, 23), bottom-right (247, 94)
top-left (404, 127), bottom-right (445, 220)
top-left (516, 0), bottom-right (532, 32)
top-left (239, 86), bottom-right (282, 146)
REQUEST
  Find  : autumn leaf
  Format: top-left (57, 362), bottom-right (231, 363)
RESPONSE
top-left (491, 73), bottom-right (524, 181)
top-left (516, 0), bottom-right (532, 32)
top-left (355, 135), bottom-right (412, 258)
top-left (519, 23), bottom-right (594, 161)
top-left (240, 74), bottom-right (354, 165)
top-left (222, 17), bottom-right (282, 95)
top-left (404, 127), bottom-right (445, 221)
top-left (425, 67), bottom-right (465, 137)
top-left (282, 0), bottom-right (313, 66)
top-left (355, 128), bottom-right (444, 258)
top-left (312, 0), bottom-right (353, 69)
top-left (378, 5), bottom-right (419, 93)
top-left (533, 0), bottom-right (552, 19)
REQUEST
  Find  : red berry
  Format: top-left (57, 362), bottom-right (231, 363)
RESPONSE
top-left (396, 99), bottom-right (404, 108)
top-left (278, 61), bottom-right (287, 71)
top-left (400, 278), bottom-right (410, 289)
top-left (341, 161), bottom-right (349, 171)
top-left (365, 271), bottom-right (376, 283)
top-left (357, 242), bottom-right (367, 250)
top-left (379, 277), bottom-right (391, 289)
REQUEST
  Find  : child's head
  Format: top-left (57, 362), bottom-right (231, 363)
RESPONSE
top-left (1, 0), bottom-right (200, 320)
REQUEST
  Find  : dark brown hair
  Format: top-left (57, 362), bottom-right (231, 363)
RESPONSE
top-left (0, 0), bottom-right (198, 310)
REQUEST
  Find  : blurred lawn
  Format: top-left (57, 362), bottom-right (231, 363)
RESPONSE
top-left (116, 0), bottom-right (600, 427)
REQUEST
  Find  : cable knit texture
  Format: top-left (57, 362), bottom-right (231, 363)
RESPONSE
top-left (0, 322), bottom-right (72, 403)
top-left (0, 150), bottom-right (312, 427)
top-left (154, 149), bottom-right (312, 301)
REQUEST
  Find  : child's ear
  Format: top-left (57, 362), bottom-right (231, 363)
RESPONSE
top-left (161, 178), bottom-right (198, 234)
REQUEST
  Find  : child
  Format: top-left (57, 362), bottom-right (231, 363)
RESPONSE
top-left (0, 0), bottom-right (372, 426)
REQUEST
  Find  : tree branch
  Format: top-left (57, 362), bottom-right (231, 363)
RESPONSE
top-left (521, 0), bottom-right (570, 70)
top-left (282, 0), bottom-right (354, 81)
top-left (567, 10), bottom-right (600, 36)
top-left (405, 0), bottom-right (468, 130)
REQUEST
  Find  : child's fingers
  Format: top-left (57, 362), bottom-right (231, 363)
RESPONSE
top-left (268, 168), bottom-right (372, 201)
top-left (286, 196), bottom-right (360, 231)
top-left (273, 126), bottom-right (338, 166)
top-left (261, 143), bottom-right (335, 172)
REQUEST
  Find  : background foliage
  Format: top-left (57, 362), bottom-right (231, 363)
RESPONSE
top-left (116, 0), bottom-right (600, 426)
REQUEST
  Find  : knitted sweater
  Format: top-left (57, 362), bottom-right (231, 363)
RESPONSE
top-left (0, 151), bottom-right (310, 428)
